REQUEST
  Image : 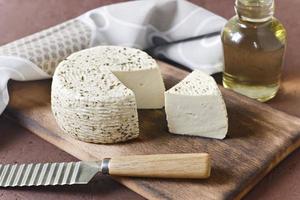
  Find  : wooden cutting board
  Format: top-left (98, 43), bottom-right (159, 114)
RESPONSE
top-left (5, 61), bottom-right (300, 200)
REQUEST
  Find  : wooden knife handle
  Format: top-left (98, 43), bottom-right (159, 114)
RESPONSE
top-left (102, 153), bottom-right (211, 179)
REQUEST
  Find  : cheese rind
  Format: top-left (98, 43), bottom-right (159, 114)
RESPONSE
top-left (52, 61), bottom-right (139, 143)
top-left (51, 46), bottom-right (165, 143)
top-left (165, 70), bottom-right (228, 139)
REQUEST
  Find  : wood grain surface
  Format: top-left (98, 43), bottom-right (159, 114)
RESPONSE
top-left (5, 61), bottom-right (300, 200)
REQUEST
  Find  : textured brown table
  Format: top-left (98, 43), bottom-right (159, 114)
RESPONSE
top-left (0, 0), bottom-right (300, 199)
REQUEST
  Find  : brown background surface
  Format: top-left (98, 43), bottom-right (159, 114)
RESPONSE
top-left (0, 0), bottom-right (299, 199)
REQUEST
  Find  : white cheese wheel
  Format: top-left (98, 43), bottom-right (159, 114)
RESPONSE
top-left (51, 46), bottom-right (165, 143)
top-left (165, 70), bottom-right (228, 139)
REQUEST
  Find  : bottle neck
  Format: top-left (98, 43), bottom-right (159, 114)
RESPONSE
top-left (235, 0), bottom-right (274, 23)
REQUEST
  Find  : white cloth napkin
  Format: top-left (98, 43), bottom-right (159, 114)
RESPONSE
top-left (0, 0), bottom-right (226, 114)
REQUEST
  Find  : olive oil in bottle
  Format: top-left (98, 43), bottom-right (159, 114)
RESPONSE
top-left (222, 0), bottom-right (287, 102)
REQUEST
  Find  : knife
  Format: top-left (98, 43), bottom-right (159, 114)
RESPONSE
top-left (0, 153), bottom-right (210, 187)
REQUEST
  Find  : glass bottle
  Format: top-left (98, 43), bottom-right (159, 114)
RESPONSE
top-left (222, 0), bottom-right (287, 102)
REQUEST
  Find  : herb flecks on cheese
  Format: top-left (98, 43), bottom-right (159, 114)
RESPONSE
top-left (65, 46), bottom-right (165, 109)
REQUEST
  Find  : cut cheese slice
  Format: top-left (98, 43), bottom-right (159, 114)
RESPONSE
top-left (51, 46), bottom-right (165, 144)
top-left (165, 70), bottom-right (228, 139)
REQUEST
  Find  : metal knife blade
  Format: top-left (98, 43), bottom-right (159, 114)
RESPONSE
top-left (0, 161), bottom-right (101, 187)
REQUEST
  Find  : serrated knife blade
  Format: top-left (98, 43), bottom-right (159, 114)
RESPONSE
top-left (0, 161), bottom-right (101, 187)
top-left (0, 153), bottom-right (211, 187)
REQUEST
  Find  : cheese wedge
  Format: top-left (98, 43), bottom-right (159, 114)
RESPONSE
top-left (51, 46), bottom-right (165, 143)
top-left (165, 70), bottom-right (228, 139)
